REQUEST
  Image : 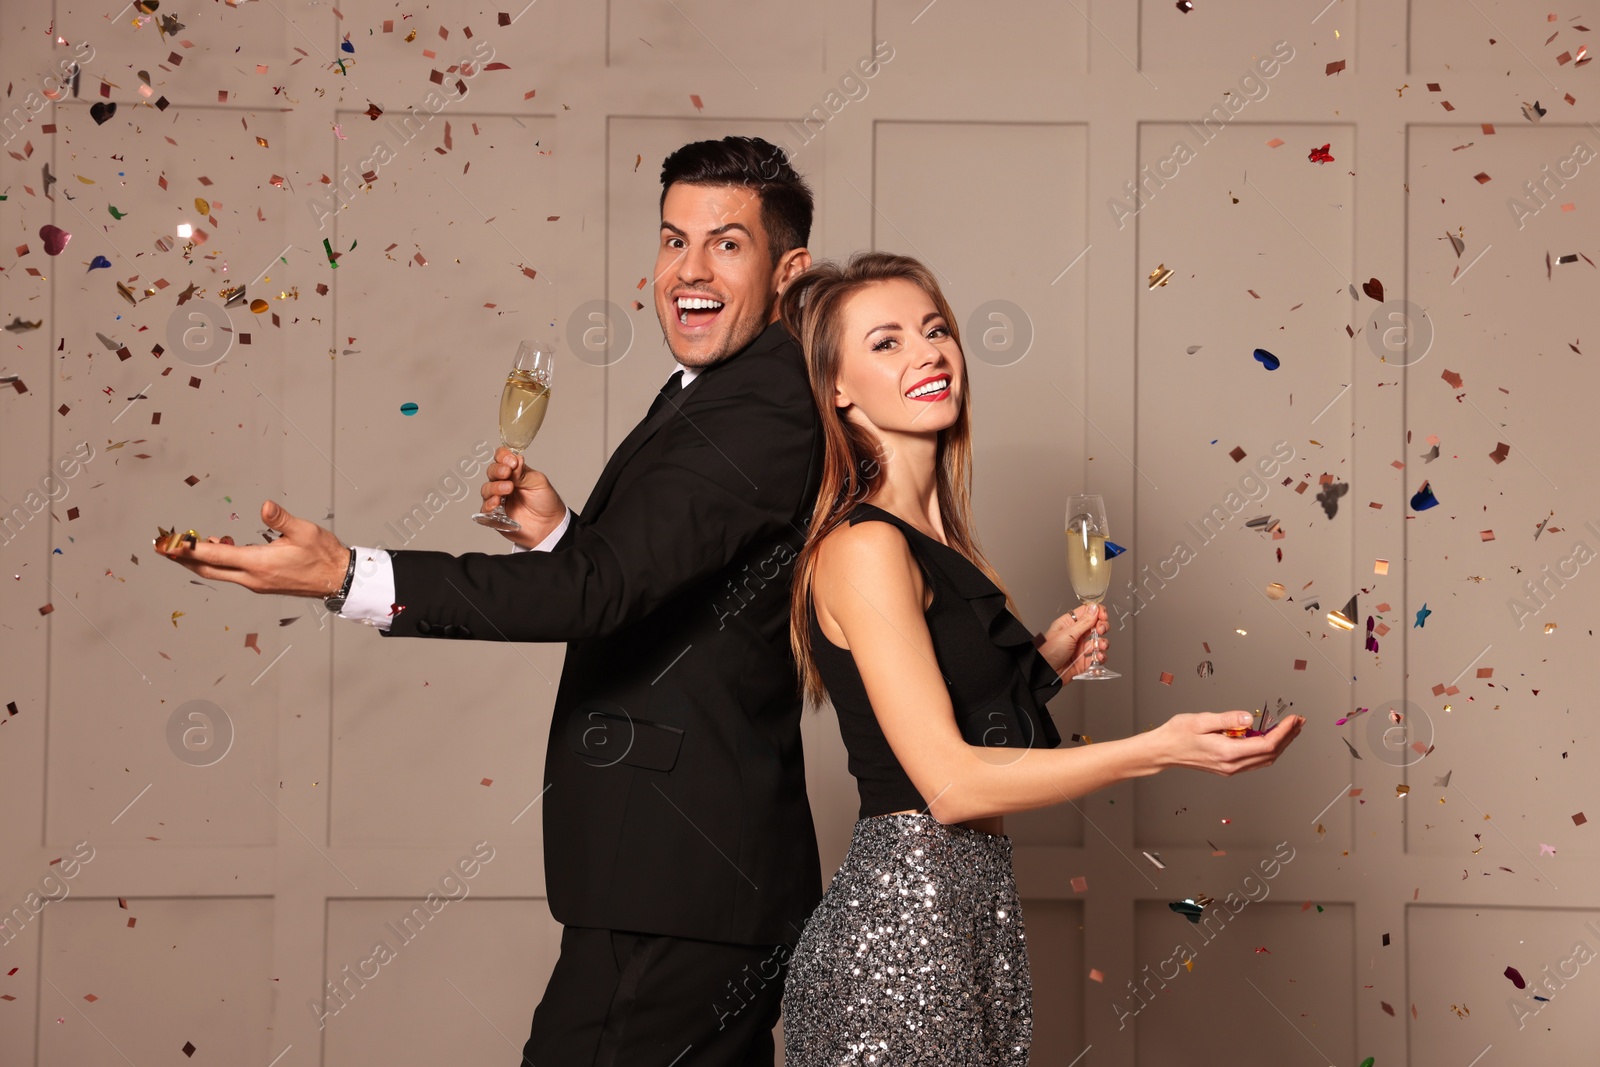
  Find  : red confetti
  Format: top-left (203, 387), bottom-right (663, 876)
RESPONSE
top-left (689, 94), bottom-right (704, 111)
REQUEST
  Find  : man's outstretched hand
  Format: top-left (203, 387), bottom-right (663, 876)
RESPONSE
top-left (155, 500), bottom-right (350, 598)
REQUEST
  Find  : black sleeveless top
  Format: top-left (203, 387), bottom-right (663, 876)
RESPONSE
top-left (808, 502), bottom-right (1063, 818)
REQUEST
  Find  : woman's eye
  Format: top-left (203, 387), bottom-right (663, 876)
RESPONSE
top-left (872, 337), bottom-right (896, 351)
top-left (928, 324), bottom-right (950, 339)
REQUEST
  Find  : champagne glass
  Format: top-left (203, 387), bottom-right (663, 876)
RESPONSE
top-left (1065, 493), bottom-right (1119, 680)
top-left (473, 340), bottom-right (553, 532)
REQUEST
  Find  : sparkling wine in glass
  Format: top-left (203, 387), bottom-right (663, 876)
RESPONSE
top-left (1065, 493), bottom-right (1119, 680)
top-left (473, 340), bottom-right (553, 532)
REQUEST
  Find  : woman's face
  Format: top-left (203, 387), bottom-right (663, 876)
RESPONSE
top-left (832, 277), bottom-right (963, 437)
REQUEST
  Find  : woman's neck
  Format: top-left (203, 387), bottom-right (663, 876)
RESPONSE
top-left (863, 431), bottom-right (945, 543)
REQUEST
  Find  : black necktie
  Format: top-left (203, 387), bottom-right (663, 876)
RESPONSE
top-left (647, 369), bottom-right (685, 419)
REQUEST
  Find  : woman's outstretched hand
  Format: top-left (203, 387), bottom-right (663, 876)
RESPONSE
top-left (1035, 603), bottom-right (1110, 683)
top-left (1154, 711), bottom-right (1305, 776)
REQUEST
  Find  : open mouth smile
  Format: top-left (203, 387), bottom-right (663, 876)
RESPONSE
top-left (675, 294), bottom-right (725, 331)
top-left (904, 373), bottom-right (951, 402)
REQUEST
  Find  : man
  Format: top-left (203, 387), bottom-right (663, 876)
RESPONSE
top-left (159, 136), bottom-right (825, 1065)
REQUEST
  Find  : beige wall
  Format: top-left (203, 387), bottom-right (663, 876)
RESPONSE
top-left (3, 0), bottom-right (1597, 1064)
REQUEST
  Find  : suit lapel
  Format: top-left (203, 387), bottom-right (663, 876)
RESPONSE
top-left (582, 323), bottom-right (791, 519)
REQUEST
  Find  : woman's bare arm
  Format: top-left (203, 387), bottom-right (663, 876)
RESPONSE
top-left (814, 521), bottom-right (1303, 824)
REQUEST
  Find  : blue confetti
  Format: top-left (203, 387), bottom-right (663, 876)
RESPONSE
top-left (1410, 481), bottom-right (1439, 511)
top-left (341, 39), bottom-right (355, 53)
top-left (1252, 347), bottom-right (1281, 370)
top-left (400, 402), bottom-right (419, 416)
top-left (1104, 540), bottom-right (1126, 559)
top-left (88, 255), bottom-right (112, 271)
top-left (1414, 604), bottom-right (1432, 628)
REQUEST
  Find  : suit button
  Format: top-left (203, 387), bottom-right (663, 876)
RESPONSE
top-left (457, 626), bottom-right (472, 638)
top-left (441, 623), bottom-right (459, 637)
top-left (416, 619), bottom-right (433, 634)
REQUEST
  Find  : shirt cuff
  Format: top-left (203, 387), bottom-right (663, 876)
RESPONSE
top-left (517, 507), bottom-right (571, 553)
top-left (339, 547), bottom-right (398, 629)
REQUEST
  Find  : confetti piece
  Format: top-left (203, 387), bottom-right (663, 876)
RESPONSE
top-left (1309, 142), bottom-right (1335, 163)
top-left (1252, 347), bottom-right (1280, 370)
top-left (1088, 968), bottom-right (1104, 983)
top-left (1488, 441), bottom-right (1510, 464)
top-left (89, 101), bottom-right (116, 125)
top-left (1159, 671), bottom-right (1174, 685)
top-left (183, 1042), bottom-right (196, 1058)
top-left (1316, 480), bottom-right (1349, 518)
top-left (1362, 277), bottom-right (1385, 302)
top-left (400, 402), bottom-right (419, 416)
top-left (1070, 875), bottom-right (1088, 893)
top-left (39, 225), bottom-right (70, 255)
top-left (323, 238), bottom-right (339, 268)
top-left (1168, 898), bottom-right (1210, 922)
top-left (1142, 851), bottom-right (1166, 869)
top-left (1410, 481), bottom-right (1439, 511)
top-left (1228, 445), bottom-right (1247, 462)
top-left (689, 94), bottom-right (704, 111)
top-left (480, 777), bottom-right (493, 786)
top-left (1374, 559), bottom-right (1389, 575)
top-left (88, 255), bottom-right (111, 271)
top-left (244, 633), bottom-right (260, 654)
top-left (1540, 843), bottom-right (1557, 856)
top-left (1147, 263), bottom-right (1174, 288)
top-left (1103, 540), bottom-right (1126, 558)
top-left (1325, 60), bottom-right (1346, 76)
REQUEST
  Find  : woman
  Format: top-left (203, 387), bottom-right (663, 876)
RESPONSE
top-left (777, 252), bottom-right (1303, 1065)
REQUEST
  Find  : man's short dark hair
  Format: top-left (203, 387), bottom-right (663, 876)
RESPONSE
top-left (659, 136), bottom-right (813, 268)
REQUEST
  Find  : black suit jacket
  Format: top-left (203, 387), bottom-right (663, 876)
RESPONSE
top-left (381, 321), bottom-right (824, 945)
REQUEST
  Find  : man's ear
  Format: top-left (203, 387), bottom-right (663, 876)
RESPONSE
top-left (774, 247), bottom-right (812, 294)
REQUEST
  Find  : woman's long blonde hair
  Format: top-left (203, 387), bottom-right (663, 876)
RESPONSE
top-left (780, 251), bottom-right (1010, 707)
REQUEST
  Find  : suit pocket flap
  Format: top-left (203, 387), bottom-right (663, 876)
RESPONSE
top-left (569, 707), bottom-right (684, 773)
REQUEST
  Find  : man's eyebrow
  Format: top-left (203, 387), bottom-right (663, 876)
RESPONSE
top-left (659, 221), bottom-right (753, 239)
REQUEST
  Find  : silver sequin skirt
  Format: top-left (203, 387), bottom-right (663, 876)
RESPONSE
top-left (782, 813), bottom-right (1031, 1066)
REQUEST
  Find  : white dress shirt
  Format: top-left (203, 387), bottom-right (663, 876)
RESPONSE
top-left (339, 362), bottom-right (698, 630)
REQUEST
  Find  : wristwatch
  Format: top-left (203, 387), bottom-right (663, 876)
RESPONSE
top-left (324, 547), bottom-right (358, 613)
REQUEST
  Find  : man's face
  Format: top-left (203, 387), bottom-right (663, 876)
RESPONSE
top-left (654, 182), bottom-right (783, 369)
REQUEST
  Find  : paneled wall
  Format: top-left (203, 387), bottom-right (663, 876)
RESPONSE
top-left (2, 1), bottom-right (1596, 1064)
